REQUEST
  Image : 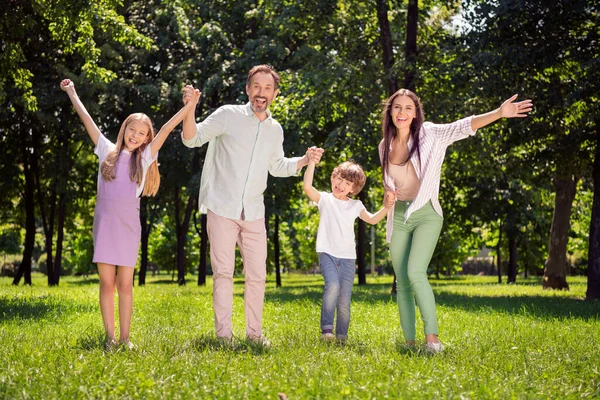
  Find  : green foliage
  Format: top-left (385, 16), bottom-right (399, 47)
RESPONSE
top-left (149, 219), bottom-right (178, 274)
top-left (1, 0), bottom-right (596, 284)
top-left (0, 228), bottom-right (20, 256)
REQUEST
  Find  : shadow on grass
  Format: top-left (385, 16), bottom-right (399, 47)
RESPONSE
top-left (265, 283), bottom-right (599, 321)
top-left (0, 296), bottom-right (95, 322)
top-left (67, 278), bottom-right (99, 286)
top-left (189, 334), bottom-right (270, 356)
top-left (73, 327), bottom-right (107, 351)
top-left (435, 291), bottom-right (599, 321)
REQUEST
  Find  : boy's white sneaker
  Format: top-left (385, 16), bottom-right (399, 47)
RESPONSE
top-left (321, 332), bottom-right (335, 342)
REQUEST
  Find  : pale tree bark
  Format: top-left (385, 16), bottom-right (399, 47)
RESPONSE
top-left (543, 173), bottom-right (579, 290)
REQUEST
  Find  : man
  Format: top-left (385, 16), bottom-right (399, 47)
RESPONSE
top-left (182, 65), bottom-right (323, 345)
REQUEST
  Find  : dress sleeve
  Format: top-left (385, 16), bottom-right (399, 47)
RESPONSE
top-left (141, 144), bottom-right (158, 172)
top-left (93, 134), bottom-right (115, 163)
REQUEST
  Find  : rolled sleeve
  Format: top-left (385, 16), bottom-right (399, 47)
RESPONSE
top-left (181, 127), bottom-right (201, 148)
top-left (425, 116), bottom-right (478, 146)
top-left (269, 155), bottom-right (302, 177)
top-left (181, 106), bottom-right (229, 148)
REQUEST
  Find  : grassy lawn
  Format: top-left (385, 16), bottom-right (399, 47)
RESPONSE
top-left (1, 273), bottom-right (598, 399)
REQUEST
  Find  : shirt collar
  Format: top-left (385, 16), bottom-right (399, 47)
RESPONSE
top-left (244, 102), bottom-right (273, 123)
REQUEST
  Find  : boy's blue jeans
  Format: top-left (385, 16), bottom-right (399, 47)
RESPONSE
top-left (319, 253), bottom-right (355, 340)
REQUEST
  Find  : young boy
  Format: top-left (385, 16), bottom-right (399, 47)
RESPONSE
top-left (303, 153), bottom-right (395, 342)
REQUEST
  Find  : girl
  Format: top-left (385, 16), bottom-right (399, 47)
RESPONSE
top-left (60, 79), bottom-right (200, 349)
top-left (379, 90), bottom-right (532, 352)
top-left (303, 153), bottom-right (395, 342)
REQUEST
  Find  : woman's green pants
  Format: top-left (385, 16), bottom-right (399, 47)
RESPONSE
top-left (390, 200), bottom-right (443, 341)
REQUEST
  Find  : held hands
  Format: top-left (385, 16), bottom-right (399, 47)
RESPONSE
top-left (306, 146), bottom-right (324, 165)
top-left (384, 190), bottom-right (396, 209)
top-left (499, 94), bottom-right (533, 118)
top-left (59, 79), bottom-right (76, 96)
top-left (182, 85), bottom-right (201, 107)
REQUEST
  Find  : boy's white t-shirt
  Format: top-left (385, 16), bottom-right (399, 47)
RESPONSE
top-left (94, 134), bottom-right (157, 198)
top-left (316, 191), bottom-right (366, 259)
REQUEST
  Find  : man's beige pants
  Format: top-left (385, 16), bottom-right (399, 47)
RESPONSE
top-left (207, 210), bottom-right (267, 338)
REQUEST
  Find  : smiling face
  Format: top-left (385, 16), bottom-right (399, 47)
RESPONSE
top-left (123, 119), bottom-right (150, 152)
top-left (246, 71), bottom-right (279, 116)
top-left (330, 175), bottom-right (355, 200)
top-left (390, 95), bottom-right (417, 132)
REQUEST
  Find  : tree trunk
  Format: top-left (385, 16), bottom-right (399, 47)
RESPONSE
top-left (195, 211), bottom-right (208, 286)
top-left (404, 0), bottom-right (418, 91)
top-left (507, 231), bottom-right (517, 283)
top-left (497, 222), bottom-right (502, 283)
top-left (13, 142), bottom-right (34, 286)
top-left (587, 136), bottom-right (600, 300)
top-left (274, 214), bottom-right (281, 288)
top-left (543, 174), bottom-right (578, 290)
top-left (32, 138), bottom-right (57, 285)
top-left (53, 193), bottom-right (66, 286)
top-left (51, 133), bottom-right (69, 286)
top-left (357, 191), bottom-right (367, 285)
top-left (175, 187), bottom-right (195, 286)
top-left (376, 0), bottom-right (398, 95)
top-left (139, 198), bottom-right (149, 286)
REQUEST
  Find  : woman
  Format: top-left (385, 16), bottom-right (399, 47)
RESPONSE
top-left (379, 90), bottom-right (532, 352)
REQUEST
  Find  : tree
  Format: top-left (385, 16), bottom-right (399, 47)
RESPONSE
top-left (462, 0), bottom-right (597, 287)
top-left (1, 0), bottom-right (150, 285)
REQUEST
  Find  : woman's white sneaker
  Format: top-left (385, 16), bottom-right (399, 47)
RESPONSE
top-left (426, 341), bottom-right (444, 353)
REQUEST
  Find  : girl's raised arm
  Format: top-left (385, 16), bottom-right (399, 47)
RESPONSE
top-left (150, 89), bottom-right (201, 159)
top-left (60, 79), bottom-right (102, 146)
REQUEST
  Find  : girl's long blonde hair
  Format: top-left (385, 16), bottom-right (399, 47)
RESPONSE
top-left (100, 113), bottom-right (160, 197)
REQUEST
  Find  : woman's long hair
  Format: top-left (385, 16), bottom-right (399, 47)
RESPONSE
top-left (100, 113), bottom-right (160, 197)
top-left (380, 89), bottom-right (425, 182)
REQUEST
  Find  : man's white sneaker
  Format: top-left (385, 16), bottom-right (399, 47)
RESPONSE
top-left (247, 335), bottom-right (271, 348)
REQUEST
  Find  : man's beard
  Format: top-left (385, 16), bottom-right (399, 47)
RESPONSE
top-left (250, 96), bottom-right (269, 112)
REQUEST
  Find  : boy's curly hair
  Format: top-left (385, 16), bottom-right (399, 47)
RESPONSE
top-left (331, 161), bottom-right (366, 196)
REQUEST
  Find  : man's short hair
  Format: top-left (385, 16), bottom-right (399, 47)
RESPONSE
top-left (247, 65), bottom-right (281, 89)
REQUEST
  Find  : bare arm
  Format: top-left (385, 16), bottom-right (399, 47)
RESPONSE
top-left (359, 191), bottom-right (395, 225)
top-left (150, 89), bottom-right (200, 159)
top-left (60, 79), bottom-right (101, 145)
top-left (182, 85), bottom-right (199, 141)
top-left (296, 146), bottom-right (324, 172)
top-left (471, 94), bottom-right (533, 131)
top-left (303, 155), bottom-right (321, 204)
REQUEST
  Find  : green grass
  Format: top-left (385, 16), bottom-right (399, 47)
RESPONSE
top-left (1, 273), bottom-right (598, 399)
